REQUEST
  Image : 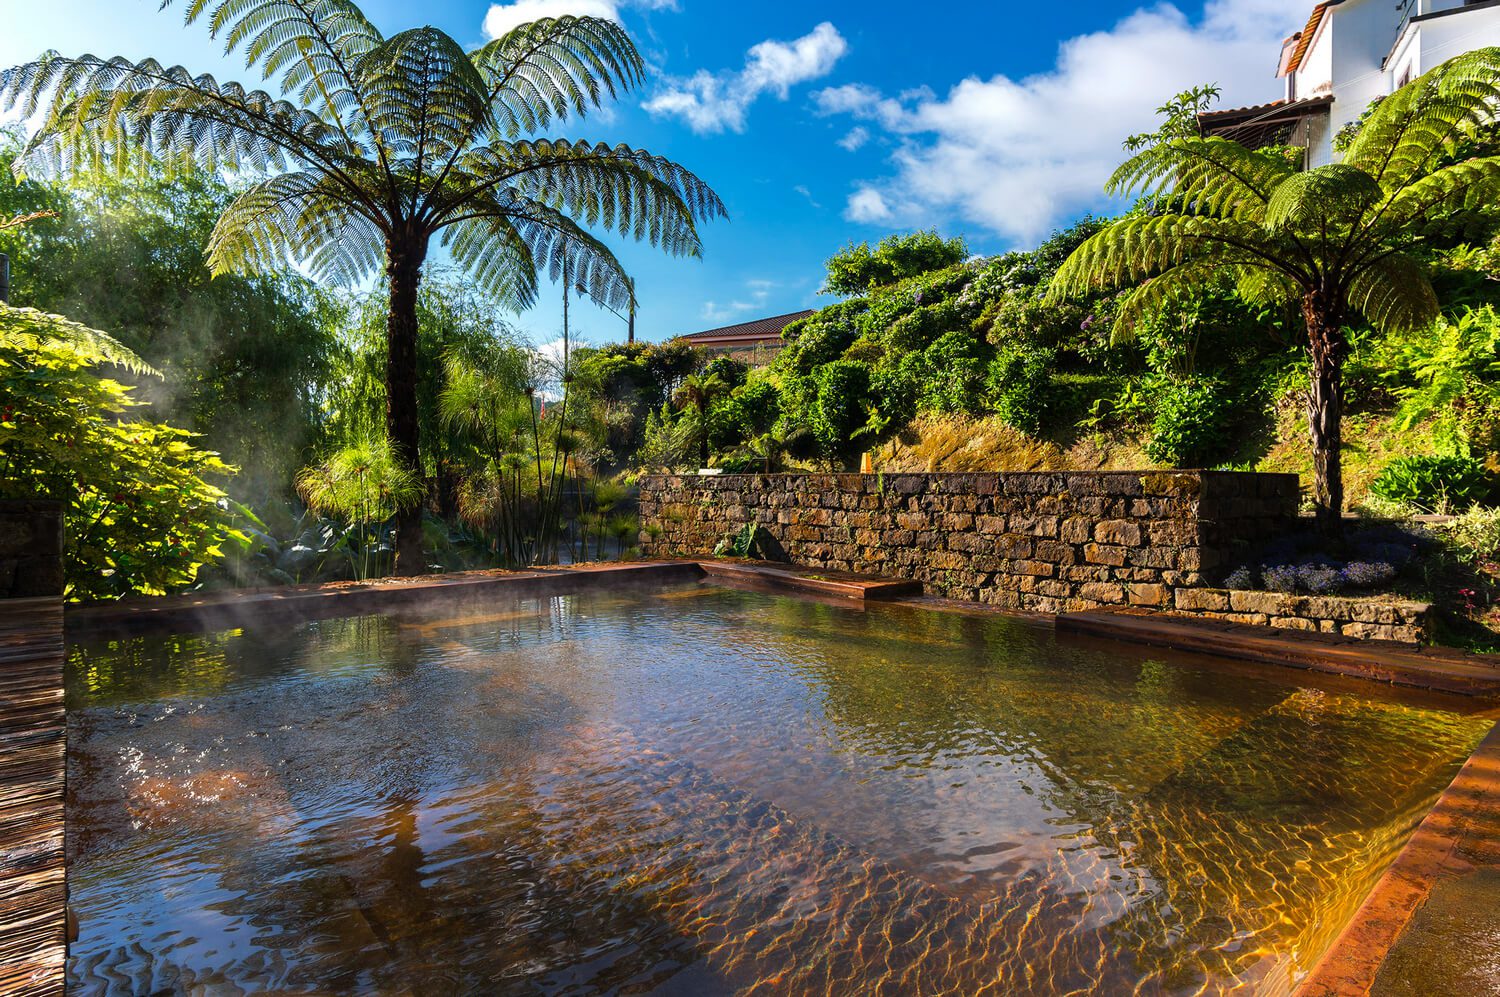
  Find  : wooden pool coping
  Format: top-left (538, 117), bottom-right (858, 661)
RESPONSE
top-left (39, 560), bottom-right (1500, 994)
top-left (0, 596), bottom-right (65, 997)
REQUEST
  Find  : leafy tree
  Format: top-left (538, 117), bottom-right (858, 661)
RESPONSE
top-left (1050, 52), bottom-right (1500, 529)
top-left (0, 137), bottom-right (339, 494)
top-left (809, 360), bottom-right (875, 468)
top-left (822, 229), bottom-right (969, 296)
top-left (0, 305), bottom-right (237, 599)
top-left (326, 274), bottom-right (531, 520)
top-left (4, 4), bottom-right (723, 573)
top-left (438, 348), bottom-right (538, 565)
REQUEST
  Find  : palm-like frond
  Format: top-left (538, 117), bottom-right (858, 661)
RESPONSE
top-left (445, 140), bottom-right (724, 253)
top-left (1345, 252), bottom-right (1439, 334)
top-left (1050, 214), bottom-right (1291, 300)
top-left (1107, 135), bottom-right (1294, 219)
top-left (1264, 164), bottom-right (1382, 230)
top-left (442, 192), bottom-right (634, 311)
top-left (1343, 47), bottom-right (1500, 192)
top-left (206, 169), bottom-right (384, 284)
top-left (470, 16), bottom-right (643, 138)
top-left (1378, 155), bottom-right (1500, 228)
top-left (360, 27), bottom-right (488, 165)
top-left (0, 304), bottom-right (158, 375)
top-left (1, 55), bottom-right (356, 177)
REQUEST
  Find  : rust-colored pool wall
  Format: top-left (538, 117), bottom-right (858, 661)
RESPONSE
top-left (1297, 719), bottom-right (1500, 996)
top-left (0, 500), bottom-right (66, 996)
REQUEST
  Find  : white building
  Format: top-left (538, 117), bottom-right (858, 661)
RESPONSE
top-left (1201, 1), bottom-right (1500, 165)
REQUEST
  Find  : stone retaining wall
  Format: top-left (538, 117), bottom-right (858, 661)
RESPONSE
top-left (0, 500), bottom-right (64, 599)
top-left (640, 471), bottom-right (1296, 610)
top-left (1171, 588), bottom-right (1432, 644)
top-left (639, 472), bottom-right (1429, 643)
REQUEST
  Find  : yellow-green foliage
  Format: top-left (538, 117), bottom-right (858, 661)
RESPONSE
top-left (0, 305), bottom-right (238, 599)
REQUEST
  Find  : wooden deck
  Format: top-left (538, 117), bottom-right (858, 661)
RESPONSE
top-left (0, 596), bottom-right (65, 996)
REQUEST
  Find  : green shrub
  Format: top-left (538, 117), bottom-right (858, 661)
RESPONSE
top-left (985, 344), bottom-right (1057, 435)
top-left (0, 306), bottom-right (239, 599)
top-left (811, 360), bottom-right (874, 468)
top-left (821, 230), bottom-right (968, 297)
top-left (1437, 506), bottom-right (1500, 564)
top-left (1370, 455), bottom-right (1498, 511)
top-left (1145, 375), bottom-right (1237, 467)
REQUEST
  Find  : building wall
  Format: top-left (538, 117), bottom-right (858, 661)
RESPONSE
top-left (1404, 10), bottom-right (1500, 79)
top-left (1296, 0), bottom-right (1500, 165)
top-left (1328, 0), bottom-right (1405, 141)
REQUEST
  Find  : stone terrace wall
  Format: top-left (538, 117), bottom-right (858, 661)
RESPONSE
top-left (640, 471), bottom-right (1297, 615)
top-left (1172, 588), bottom-right (1432, 643)
top-left (0, 500), bottom-right (64, 599)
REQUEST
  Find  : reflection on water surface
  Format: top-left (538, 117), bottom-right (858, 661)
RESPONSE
top-left (65, 585), bottom-right (1497, 995)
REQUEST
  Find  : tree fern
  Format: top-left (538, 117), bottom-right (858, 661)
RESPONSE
top-left (3, 3), bottom-right (725, 572)
top-left (1050, 51), bottom-right (1500, 529)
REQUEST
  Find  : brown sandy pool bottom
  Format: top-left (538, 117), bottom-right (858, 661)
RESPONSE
top-left (64, 584), bottom-right (1500, 995)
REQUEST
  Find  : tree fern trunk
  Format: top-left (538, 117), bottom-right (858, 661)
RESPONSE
top-left (1303, 292), bottom-right (1347, 535)
top-left (386, 235), bottom-right (427, 576)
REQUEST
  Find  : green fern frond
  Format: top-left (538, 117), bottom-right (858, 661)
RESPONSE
top-left (1346, 253), bottom-right (1439, 334)
top-left (0, 305), bottom-right (158, 375)
top-left (1343, 46), bottom-right (1500, 191)
top-left (1263, 163), bottom-right (1382, 230)
top-left (470, 16), bottom-right (643, 138)
top-left (1107, 135), bottom-right (1294, 218)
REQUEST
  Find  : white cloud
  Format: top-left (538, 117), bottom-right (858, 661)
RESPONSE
top-left (846, 187), bottom-right (891, 223)
top-left (837, 126), bottom-right (870, 151)
top-left (816, 0), bottom-right (1308, 244)
top-left (793, 184), bottom-right (821, 208)
top-left (701, 279), bottom-right (775, 322)
top-left (644, 22), bottom-right (848, 134)
top-left (482, 0), bottom-right (676, 39)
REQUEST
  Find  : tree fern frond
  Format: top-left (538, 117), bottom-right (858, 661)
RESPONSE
top-left (1, 55), bottom-right (358, 180)
top-left (440, 139), bottom-right (725, 254)
top-left (1107, 135), bottom-right (1294, 218)
top-left (1379, 155), bottom-right (1500, 228)
top-left (1049, 214), bottom-right (1281, 300)
top-left (441, 192), bottom-right (632, 312)
top-left (206, 169), bottom-right (384, 285)
top-left (1263, 163), bottom-right (1382, 231)
top-left (1343, 46), bottom-right (1500, 191)
top-left (358, 27), bottom-right (488, 166)
top-left (470, 16), bottom-right (644, 138)
top-left (1110, 262), bottom-right (1231, 342)
top-left (1345, 253), bottom-right (1439, 334)
top-left (0, 304), bottom-right (158, 375)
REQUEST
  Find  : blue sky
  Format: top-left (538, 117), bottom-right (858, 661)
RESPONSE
top-left (0, 0), bottom-right (1311, 347)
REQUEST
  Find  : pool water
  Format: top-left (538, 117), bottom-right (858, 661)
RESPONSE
top-left (65, 585), bottom-right (1498, 995)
